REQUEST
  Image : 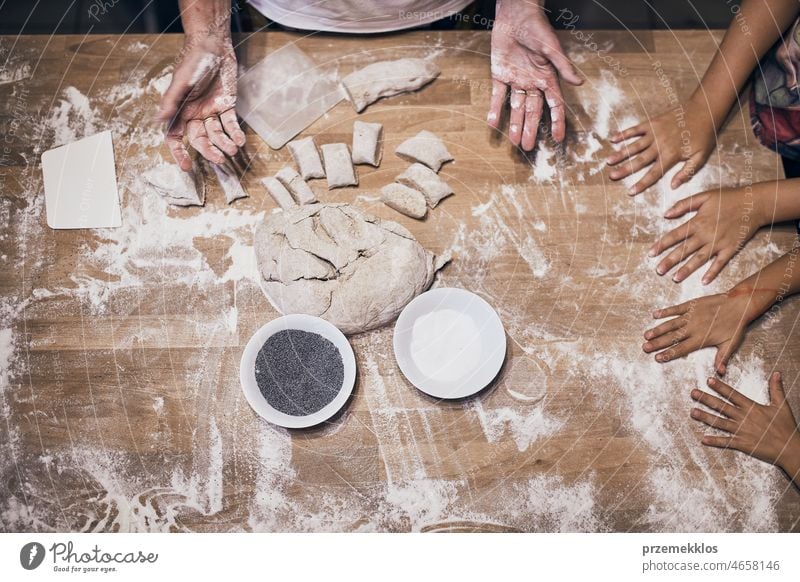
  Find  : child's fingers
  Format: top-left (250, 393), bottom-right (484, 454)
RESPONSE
top-left (768, 371), bottom-right (786, 405)
top-left (701, 435), bottom-right (736, 449)
top-left (652, 300), bottom-right (693, 319)
top-left (610, 123), bottom-right (646, 144)
top-left (656, 238), bottom-right (703, 277)
top-left (607, 135), bottom-right (652, 166)
top-left (644, 316), bottom-right (686, 341)
top-left (714, 334), bottom-right (743, 376)
top-left (664, 193), bottom-right (709, 218)
top-left (649, 222), bottom-right (696, 258)
top-left (672, 246), bottom-right (712, 283)
top-left (691, 408), bottom-right (738, 433)
top-left (655, 338), bottom-right (698, 363)
top-left (487, 80), bottom-right (507, 128)
top-left (629, 163), bottom-right (666, 196)
top-left (690, 388), bottom-right (742, 420)
top-left (701, 248), bottom-right (736, 286)
top-left (608, 148), bottom-right (657, 180)
top-left (643, 328), bottom-right (689, 353)
top-left (706, 376), bottom-right (753, 408)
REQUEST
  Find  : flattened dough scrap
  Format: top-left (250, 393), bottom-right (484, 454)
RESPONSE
top-left (351, 121), bottom-right (383, 166)
top-left (381, 183), bottom-right (427, 219)
top-left (321, 143), bottom-right (358, 189)
top-left (262, 176), bottom-right (297, 210)
top-left (275, 165), bottom-right (317, 204)
top-left (341, 58), bottom-right (440, 113)
top-left (287, 136), bottom-right (325, 180)
top-left (143, 162), bottom-right (205, 207)
top-left (397, 162), bottom-right (453, 208)
top-left (395, 130), bottom-right (453, 172)
top-left (255, 203), bottom-right (441, 334)
top-left (210, 162), bottom-right (248, 204)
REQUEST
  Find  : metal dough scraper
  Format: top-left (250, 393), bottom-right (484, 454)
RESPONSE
top-left (237, 43), bottom-right (343, 150)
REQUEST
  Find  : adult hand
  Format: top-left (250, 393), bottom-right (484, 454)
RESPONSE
top-left (156, 35), bottom-right (245, 171)
top-left (691, 374), bottom-right (800, 481)
top-left (606, 104), bottom-right (716, 195)
top-left (488, 0), bottom-right (582, 151)
top-left (649, 185), bottom-right (766, 284)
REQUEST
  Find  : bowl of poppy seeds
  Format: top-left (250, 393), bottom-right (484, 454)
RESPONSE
top-left (240, 314), bottom-right (356, 428)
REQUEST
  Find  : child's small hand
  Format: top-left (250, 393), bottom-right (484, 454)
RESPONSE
top-left (606, 105), bottom-right (716, 195)
top-left (644, 290), bottom-right (757, 374)
top-left (648, 186), bottom-right (765, 284)
top-left (691, 374), bottom-right (800, 481)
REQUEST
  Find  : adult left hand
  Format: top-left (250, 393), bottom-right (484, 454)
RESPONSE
top-left (489, 0), bottom-right (582, 151)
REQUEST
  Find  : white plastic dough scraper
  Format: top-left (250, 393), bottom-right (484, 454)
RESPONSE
top-left (236, 43), bottom-right (343, 149)
top-left (41, 130), bottom-right (121, 229)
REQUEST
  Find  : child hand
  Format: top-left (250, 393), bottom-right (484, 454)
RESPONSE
top-left (606, 105), bottom-right (716, 195)
top-left (648, 186), bottom-right (766, 284)
top-left (691, 374), bottom-right (800, 481)
top-left (644, 289), bottom-right (761, 374)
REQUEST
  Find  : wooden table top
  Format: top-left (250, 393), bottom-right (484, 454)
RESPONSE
top-left (1, 29), bottom-right (798, 532)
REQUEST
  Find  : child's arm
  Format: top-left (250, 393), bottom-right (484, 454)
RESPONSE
top-left (649, 178), bottom-right (800, 284)
top-left (691, 374), bottom-right (800, 484)
top-left (644, 245), bottom-right (800, 374)
top-left (608, 0), bottom-right (800, 195)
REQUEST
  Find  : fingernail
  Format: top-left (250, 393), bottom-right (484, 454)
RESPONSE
top-left (643, 342), bottom-right (651, 351)
top-left (701, 277), bottom-right (710, 285)
top-left (690, 389), bottom-right (700, 399)
top-left (707, 377), bottom-right (715, 386)
top-left (656, 267), bottom-right (665, 276)
top-left (774, 372), bottom-right (782, 381)
top-left (628, 186), bottom-right (637, 195)
top-left (672, 274), bottom-right (681, 283)
top-left (690, 409), bottom-right (700, 419)
top-left (648, 248), bottom-right (657, 257)
top-left (652, 310), bottom-right (660, 318)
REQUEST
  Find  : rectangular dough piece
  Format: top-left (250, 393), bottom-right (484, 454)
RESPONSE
top-left (396, 163), bottom-right (453, 208)
top-left (143, 162), bottom-right (205, 207)
top-left (395, 130), bottom-right (453, 172)
top-left (287, 136), bottom-right (325, 180)
top-left (275, 165), bottom-right (317, 204)
top-left (341, 58), bottom-right (440, 113)
top-left (381, 182), bottom-right (427, 219)
top-left (262, 177), bottom-right (297, 210)
top-left (351, 121), bottom-right (383, 166)
top-left (211, 163), bottom-right (248, 204)
top-left (320, 143), bottom-right (358, 189)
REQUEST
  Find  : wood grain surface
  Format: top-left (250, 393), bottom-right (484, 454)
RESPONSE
top-left (1, 30), bottom-right (798, 532)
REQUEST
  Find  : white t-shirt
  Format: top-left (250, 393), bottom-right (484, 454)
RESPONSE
top-left (247, 0), bottom-right (474, 34)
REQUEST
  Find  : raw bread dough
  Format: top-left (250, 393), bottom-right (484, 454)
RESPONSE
top-left (262, 176), bottom-right (297, 210)
top-left (255, 203), bottom-right (440, 334)
top-left (210, 163), bottom-right (248, 204)
top-left (397, 163), bottom-right (453, 208)
top-left (143, 162), bottom-right (205, 207)
top-left (287, 136), bottom-right (325, 180)
top-left (341, 58), bottom-right (440, 113)
top-left (381, 183), bottom-right (427, 219)
top-left (321, 143), bottom-right (358, 189)
top-left (395, 130), bottom-right (453, 172)
top-left (275, 165), bottom-right (317, 204)
top-left (351, 121), bottom-right (383, 166)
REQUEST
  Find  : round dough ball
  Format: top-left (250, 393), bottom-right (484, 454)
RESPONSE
top-left (255, 203), bottom-right (438, 334)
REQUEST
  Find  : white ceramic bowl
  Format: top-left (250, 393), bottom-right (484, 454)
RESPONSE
top-left (393, 288), bottom-right (506, 399)
top-left (240, 314), bottom-right (356, 428)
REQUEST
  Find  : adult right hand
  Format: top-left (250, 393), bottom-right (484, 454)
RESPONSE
top-left (156, 34), bottom-right (245, 171)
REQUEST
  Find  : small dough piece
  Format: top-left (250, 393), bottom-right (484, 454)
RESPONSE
top-left (321, 143), bottom-right (358, 189)
top-left (381, 183), bottom-right (427, 219)
top-left (143, 162), bottom-right (205, 207)
top-left (275, 166), bottom-right (317, 204)
top-left (287, 136), bottom-right (325, 180)
top-left (395, 130), bottom-right (453, 172)
top-left (351, 121), bottom-right (383, 166)
top-left (341, 58), bottom-right (440, 113)
top-left (262, 177), bottom-right (297, 210)
top-left (211, 163), bottom-right (248, 204)
top-left (396, 163), bottom-right (453, 208)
